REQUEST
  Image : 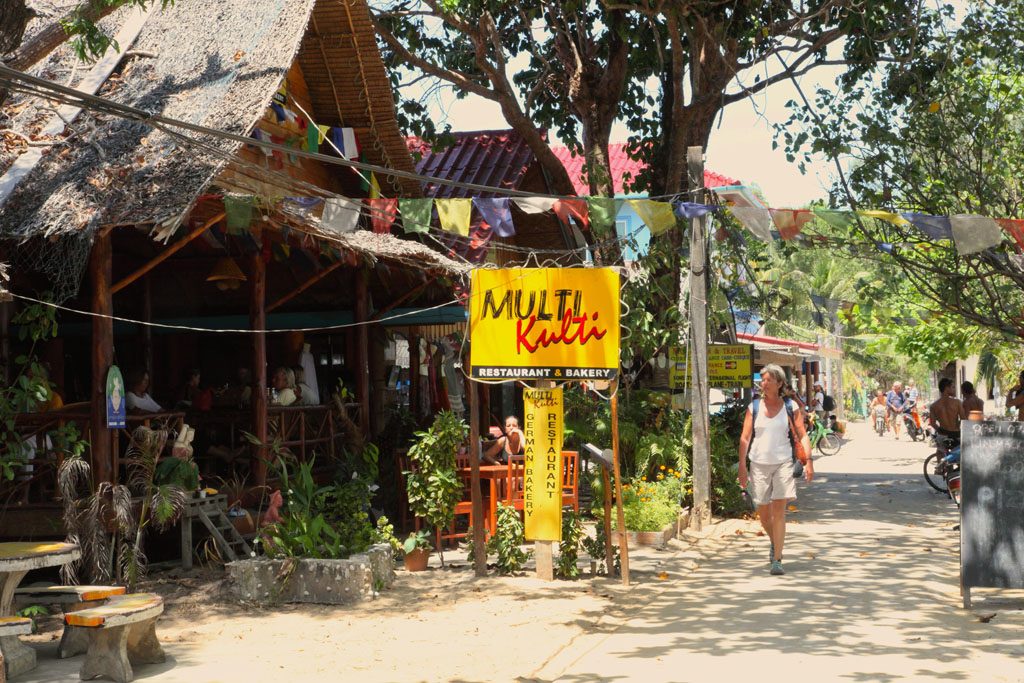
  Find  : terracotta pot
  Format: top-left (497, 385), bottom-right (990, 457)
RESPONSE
top-left (403, 548), bottom-right (430, 572)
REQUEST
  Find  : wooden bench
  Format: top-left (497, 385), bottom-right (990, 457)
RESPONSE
top-left (15, 585), bottom-right (127, 659)
top-left (64, 593), bottom-right (165, 683)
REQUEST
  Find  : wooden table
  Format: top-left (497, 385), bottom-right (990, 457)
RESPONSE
top-left (460, 465), bottom-right (510, 536)
top-left (0, 541), bottom-right (80, 677)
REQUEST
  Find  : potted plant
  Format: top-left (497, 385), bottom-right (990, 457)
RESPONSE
top-left (404, 410), bottom-right (466, 566)
top-left (402, 530), bottom-right (432, 571)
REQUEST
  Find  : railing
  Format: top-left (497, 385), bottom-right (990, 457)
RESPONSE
top-left (267, 404), bottom-right (335, 462)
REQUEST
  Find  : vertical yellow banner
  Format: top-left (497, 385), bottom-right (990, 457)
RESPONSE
top-left (523, 387), bottom-right (563, 542)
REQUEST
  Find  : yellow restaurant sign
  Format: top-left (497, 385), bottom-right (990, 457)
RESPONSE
top-left (668, 343), bottom-right (754, 389)
top-left (523, 387), bottom-right (563, 542)
top-left (469, 268), bottom-right (620, 380)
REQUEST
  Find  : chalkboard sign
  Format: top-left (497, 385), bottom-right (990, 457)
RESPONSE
top-left (960, 420), bottom-right (1024, 608)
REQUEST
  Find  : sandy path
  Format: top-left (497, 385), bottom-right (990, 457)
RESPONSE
top-left (537, 421), bottom-right (1024, 682)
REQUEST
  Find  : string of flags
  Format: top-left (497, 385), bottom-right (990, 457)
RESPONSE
top-left (226, 188), bottom-right (1024, 260)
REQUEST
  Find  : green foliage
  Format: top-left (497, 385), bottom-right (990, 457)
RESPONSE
top-left (775, 1), bottom-right (1024, 342)
top-left (372, 516), bottom-right (403, 558)
top-left (581, 521), bottom-right (619, 576)
top-left (681, 408), bottom-right (747, 517)
top-left (402, 530), bottom-right (432, 554)
top-left (614, 473), bottom-right (682, 532)
top-left (16, 605), bottom-right (48, 633)
top-left (262, 456), bottom-right (379, 559)
top-left (0, 302), bottom-right (84, 483)
top-left (556, 510), bottom-right (584, 579)
top-left (63, 1), bottom-right (176, 63)
top-left (405, 410), bottom-right (466, 566)
top-left (486, 503), bottom-right (529, 574)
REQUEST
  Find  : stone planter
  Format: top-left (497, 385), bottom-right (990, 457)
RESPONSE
top-left (611, 521), bottom-right (676, 547)
top-left (227, 544), bottom-right (395, 605)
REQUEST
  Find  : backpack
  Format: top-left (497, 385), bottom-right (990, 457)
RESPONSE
top-left (822, 394), bottom-right (836, 412)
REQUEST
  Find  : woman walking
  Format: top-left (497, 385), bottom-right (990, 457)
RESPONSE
top-left (738, 364), bottom-right (813, 575)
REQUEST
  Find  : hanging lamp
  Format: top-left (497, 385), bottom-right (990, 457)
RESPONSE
top-left (206, 257), bottom-right (247, 291)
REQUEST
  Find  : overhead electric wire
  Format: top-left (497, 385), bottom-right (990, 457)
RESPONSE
top-left (0, 64), bottom-right (704, 202)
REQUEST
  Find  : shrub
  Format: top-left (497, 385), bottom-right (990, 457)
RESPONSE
top-left (557, 510), bottom-right (584, 579)
top-left (487, 503), bottom-right (530, 574)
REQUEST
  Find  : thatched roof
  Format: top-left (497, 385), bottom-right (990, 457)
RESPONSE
top-left (0, 0), bottom-right (420, 241)
top-left (0, 261), bottom-right (9, 302)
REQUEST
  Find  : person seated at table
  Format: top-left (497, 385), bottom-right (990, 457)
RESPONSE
top-left (293, 366), bottom-right (317, 406)
top-left (215, 366), bottom-right (252, 408)
top-left (483, 415), bottom-right (524, 465)
top-left (175, 368), bottom-right (202, 409)
top-left (271, 367), bottom-right (297, 406)
top-left (126, 369), bottom-right (163, 413)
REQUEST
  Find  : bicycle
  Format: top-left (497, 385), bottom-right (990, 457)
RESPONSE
top-left (807, 415), bottom-right (842, 456)
top-left (923, 435), bottom-right (957, 493)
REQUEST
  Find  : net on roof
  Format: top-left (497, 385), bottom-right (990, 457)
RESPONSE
top-left (4, 230), bottom-right (93, 305)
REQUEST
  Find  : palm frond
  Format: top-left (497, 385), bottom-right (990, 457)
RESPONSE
top-left (111, 484), bottom-right (135, 535)
top-left (150, 485), bottom-right (187, 529)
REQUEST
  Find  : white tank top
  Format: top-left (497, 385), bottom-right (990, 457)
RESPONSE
top-left (749, 402), bottom-right (792, 465)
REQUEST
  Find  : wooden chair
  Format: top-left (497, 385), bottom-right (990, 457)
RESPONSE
top-left (436, 457), bottom-right (476, 548)
top-left (500, 454), bottom-right (526, 510)
top-left (561, 450), bottom-right (580, 512)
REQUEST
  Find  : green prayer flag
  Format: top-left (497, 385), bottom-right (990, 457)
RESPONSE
top-left (812, 207), bottom-right (856, 229)
top-left (224, 195), bottom-right (255, 233)
top-left (306, 124), bottom-right (319, 154)
top-left (587, 197), bottom-right (617, 240)
top-left (400, 199), bottom-right (433, 234)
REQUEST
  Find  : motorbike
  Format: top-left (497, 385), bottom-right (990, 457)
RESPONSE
top-left (873, 407), bottom-right (886, 436)
top-left (902, 407), bottom-right (924, 442)
top-left (921, 409), bottom-right (936, 444)
top-left (923, 436), bottom-right (961, 506)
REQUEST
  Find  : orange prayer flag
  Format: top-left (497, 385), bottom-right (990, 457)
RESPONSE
top-left (770, 209), bottom-right (813, 240)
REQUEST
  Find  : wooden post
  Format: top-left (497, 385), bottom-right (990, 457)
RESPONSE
top-left (409, 327), bottom-right (421, 418)
top-left (468, 380), bottom-right (486, 576)
top-left (355, 270), bottom-right (371, 437)
top-left (249, 251), bottom-right (268, 488)
top-left (610, 379), bottom-right (630, 585)
top-left (687, 146), bottom-right (711, 531)
top-left (90, 229), bottom-right (114, 484)
top-left (602, 466), bottom-right (614, 576)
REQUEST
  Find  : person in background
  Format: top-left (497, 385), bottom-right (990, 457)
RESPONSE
top-left (904, 378), bottom-right (923, 432)
top-left (126, 369), bottom-right (163, 413)
top-left (483, 415), bottom-right (525, 465)
top-left (869, 390), bottom-right (887, 427)
top-left (886, 381), bottom-right (905, 439)
top-left (175, 368), bottom-right (201, 409)
top-left (961, 381), bottom-right (984, 419)
top-left (293, 366), bottom-right (316, 406)
top-left (1005, 370), bottom-right (1024, 419)
top-left (271, 367), bottom-right (297, 406)
top-left (738, 364), bottom-right (813, 576)
top-left (215, 367), bottom-right (252, 408)
top-left (929, 378), bottom-right (962, 445)
top-left (812, 382), bottom-right (825, 422)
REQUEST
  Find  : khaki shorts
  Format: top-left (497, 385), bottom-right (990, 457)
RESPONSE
top-left (748, 460), bottom-right (797, 507)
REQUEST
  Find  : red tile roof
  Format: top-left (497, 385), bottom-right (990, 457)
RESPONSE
top-left (409, 130), bottom-right (539, 198)
top-left (551, 143), bottom-right (739, 195)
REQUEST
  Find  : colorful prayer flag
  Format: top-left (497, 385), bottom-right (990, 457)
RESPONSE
top-left (950, 214), bottom-right (1002, 254)
top-left (627, 200), bottom-right (677, 236)
top-left (436, 199), bottom-right (473, 236)
top-left (857, 209), bottom-right (910, 227)
top-left (321, 198), bottom-right (361, 234)
top-left (997, 218), bottom-right (1024, 252)
top-left (467, 221), bottom-right (493, 263)
top-left (553, 199), bottom-right (590, 230)
top-left (674, 202), bottom-right (718, 219)
top-left (812, 208), bottom-right (856, 229)
top-left (902, 213), bottom-right (953, 240)
top-left (368, 198), bottom-right (398, 235)
top-left (770, 209), bottom-right (813, 240)
top-left (474, 198), bottom-right (515, 237)
top-left (399, 198), bottom-right (433, 234)
top-left (728, 207), bottom-right (773, 242)
top-left (224, 195), bottom-right (256, 233)
top-left (587, 197), bottom-right (617, 240)
top-left (513, 197), bottom-right (557, 214)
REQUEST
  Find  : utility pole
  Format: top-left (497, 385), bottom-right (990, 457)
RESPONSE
top-left (687, 146), bottom-right (711, 530)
